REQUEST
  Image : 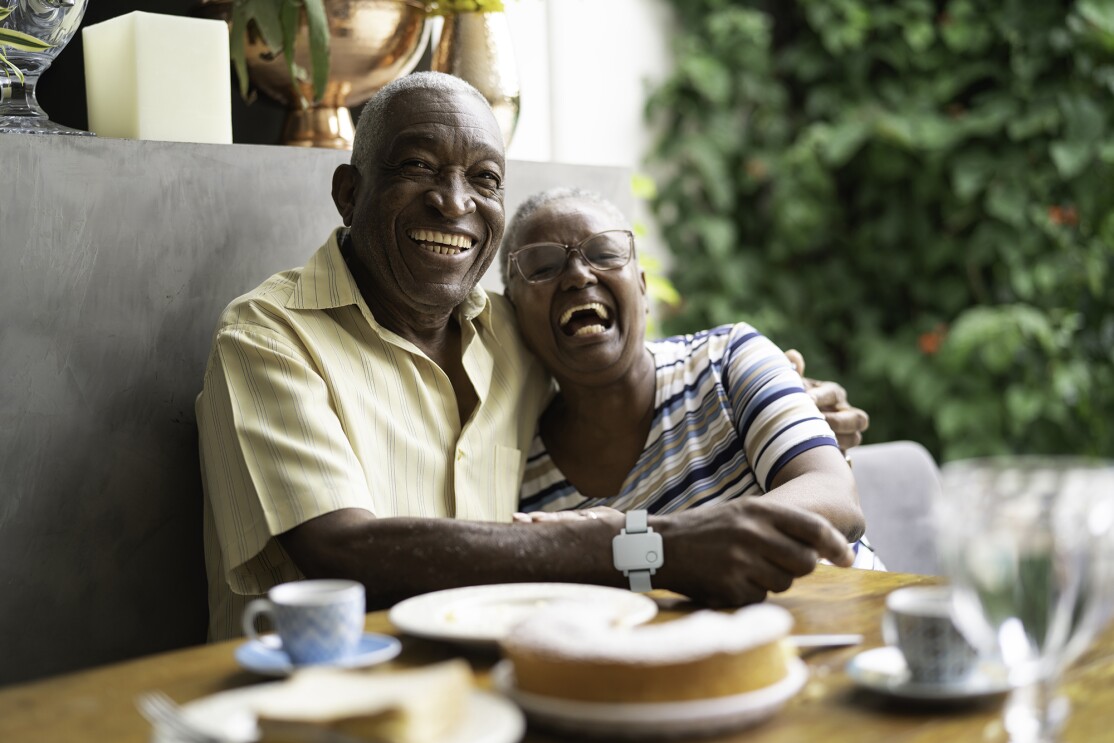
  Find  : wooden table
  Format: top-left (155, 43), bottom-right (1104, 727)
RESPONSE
top-left (2, 566), bottom-right (1112, 742)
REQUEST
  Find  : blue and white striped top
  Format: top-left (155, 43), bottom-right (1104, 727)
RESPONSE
top-left (519, 323), bottom-right (882, 569)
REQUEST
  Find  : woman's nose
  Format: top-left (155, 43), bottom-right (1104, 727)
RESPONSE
top-left (558, 250), bottom-right (598, 289)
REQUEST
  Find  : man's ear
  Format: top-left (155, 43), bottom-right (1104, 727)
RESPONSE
top-left (332, 164), bottom-right (358, 226)
top-left (640, 269), bottom-right (647, 294)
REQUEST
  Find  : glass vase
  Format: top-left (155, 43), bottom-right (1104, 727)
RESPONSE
top-left (0, 0), bottom-right (91, 135)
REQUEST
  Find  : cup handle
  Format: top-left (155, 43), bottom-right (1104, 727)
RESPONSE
top-left (242, 598), bottom-right (282, 650)
top-left (881, 610), bottom-right (897, 647)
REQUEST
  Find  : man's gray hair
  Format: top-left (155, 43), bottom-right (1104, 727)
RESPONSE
top-left (500, 187), bottom-right (632, 286)
top-left (351, 72), bottom-right (493, 172)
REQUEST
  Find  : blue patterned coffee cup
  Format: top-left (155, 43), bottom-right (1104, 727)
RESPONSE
top-left (883, 585), bottom-right (980, 683)
top-left (242, 579), bottom-right (365, 664)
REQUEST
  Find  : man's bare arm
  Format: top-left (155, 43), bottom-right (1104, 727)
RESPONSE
top-left (279, 509), bottom-right (625, 610)
top-left (279, 501), bottom-right (855, 611)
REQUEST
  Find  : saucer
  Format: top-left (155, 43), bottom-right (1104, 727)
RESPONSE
top-left (845, 646), bottom-right (1013, 702)
top-left (235, 632), bottom-right (402, 677)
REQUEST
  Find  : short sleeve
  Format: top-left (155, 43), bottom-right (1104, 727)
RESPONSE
top-left (720, 324), bottom-right (839, 491)
top-left (197, 324), bottom-right (374, 594)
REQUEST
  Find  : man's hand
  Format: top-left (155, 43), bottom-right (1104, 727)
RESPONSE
top-left (785, 349), bottom-right (869, 452)
top-left (654, 498), bottom-right (854, 607)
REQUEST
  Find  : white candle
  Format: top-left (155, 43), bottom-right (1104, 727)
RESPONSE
top-left (83, 12), bottom-right (232, 144)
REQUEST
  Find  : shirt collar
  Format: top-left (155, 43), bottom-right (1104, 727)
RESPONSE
top-left (286, 228), bottom-right (360, 311)
top-left (287, 228), bottom-right (494, 331)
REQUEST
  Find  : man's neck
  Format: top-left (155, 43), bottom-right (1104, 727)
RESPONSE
top-left (341, 233), bottom-right (458, 353)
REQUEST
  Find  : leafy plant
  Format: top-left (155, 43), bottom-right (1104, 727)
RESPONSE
top-left (646, 0), bottom-right (1114, 462)
top-left (227, 0), bottom-right (330, 103)
top-left (0, 4), bottom-right (55, 84)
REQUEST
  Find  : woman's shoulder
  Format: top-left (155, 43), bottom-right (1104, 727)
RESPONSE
top-left (648, 322), bottom-right (765, 363)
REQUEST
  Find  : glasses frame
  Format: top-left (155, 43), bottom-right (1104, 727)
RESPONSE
top-left (508, 229), bottom-right (636, 285)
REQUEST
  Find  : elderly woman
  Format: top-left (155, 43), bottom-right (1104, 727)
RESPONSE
top-left (502, 188), bottom-right (882, 569)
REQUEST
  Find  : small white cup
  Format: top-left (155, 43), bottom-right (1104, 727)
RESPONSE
top-left (883, 585), bottom-right (979, 684)
top-left (242, 579), bottom-right (365, 665)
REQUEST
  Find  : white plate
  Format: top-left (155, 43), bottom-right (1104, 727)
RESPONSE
top-left (235, 632), bottom-right (402, 677)
top-left (492, 658), bottom-right (808, 739)
top-left (388, 583), bottom-right (658, 646)
top-left (845, 646), bottom-right (1013, 702)
top-left (152, 686), bottom-right (524, 743)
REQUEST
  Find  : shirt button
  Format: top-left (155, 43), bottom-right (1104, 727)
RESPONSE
top-left (456, 448), bottom-right (465, 461)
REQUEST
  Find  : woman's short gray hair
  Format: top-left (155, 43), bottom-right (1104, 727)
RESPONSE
top-left (500, 187), bottom-right (631, 286)
top-left (351, 72), bottom-right (492, 172)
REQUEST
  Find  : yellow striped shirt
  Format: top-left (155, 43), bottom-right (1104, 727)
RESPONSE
top-left (197, 229), bottom-right (550, 640)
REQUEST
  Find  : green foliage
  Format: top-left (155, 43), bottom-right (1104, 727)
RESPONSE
top-left (230, 0), bottom-right (330, 103)
top-left (646, 0), bottom-right (1114, 462)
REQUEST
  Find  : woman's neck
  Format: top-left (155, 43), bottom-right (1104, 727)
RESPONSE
top-left (540, 348), bottom-right (657, 499)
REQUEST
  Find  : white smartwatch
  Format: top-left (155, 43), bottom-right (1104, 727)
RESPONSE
top-left (611, 510), bottom-right (664, 592)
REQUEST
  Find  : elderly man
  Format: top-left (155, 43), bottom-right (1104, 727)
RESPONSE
top-left (197, 72), bottom-right (866, 640)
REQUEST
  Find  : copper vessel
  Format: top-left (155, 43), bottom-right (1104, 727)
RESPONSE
top-left (197, 0), bottom-right (431, 148)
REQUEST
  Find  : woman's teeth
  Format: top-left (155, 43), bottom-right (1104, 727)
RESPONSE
top-left (559, 302), bottom-right (610, 327)
top-left (408, 229), bottom-right (474, 255)
top-left (559, 303), bottom-right (612, 337)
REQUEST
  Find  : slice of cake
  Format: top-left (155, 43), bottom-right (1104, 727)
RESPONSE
top-left (251, 659), bottom-right (472, 743)
top-left (501, 603), bottom-right (794, 703)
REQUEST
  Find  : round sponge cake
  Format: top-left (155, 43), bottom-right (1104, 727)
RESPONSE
top-left (501, 603), bottom-right (794, 704)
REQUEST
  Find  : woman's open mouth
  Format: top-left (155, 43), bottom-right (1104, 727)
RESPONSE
top-left (407, 229), bottom-right (475, 256)
top-left (558, 302), bottom-right (613, 337)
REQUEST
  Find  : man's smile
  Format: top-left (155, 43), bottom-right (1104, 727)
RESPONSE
top-left (406, 228), bottom-right (476, 256)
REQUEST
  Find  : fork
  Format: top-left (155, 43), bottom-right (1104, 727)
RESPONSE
top-left (135, 690), bottom-right (229, 743)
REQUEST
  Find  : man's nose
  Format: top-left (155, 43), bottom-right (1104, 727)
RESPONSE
top-left (558, 250), bottom-right (598, 290)
top-left (425, 171), bottom-right (476, 217)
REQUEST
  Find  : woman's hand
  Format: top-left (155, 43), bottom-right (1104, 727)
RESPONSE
top-left (512, 506), bottom-right (624, 524)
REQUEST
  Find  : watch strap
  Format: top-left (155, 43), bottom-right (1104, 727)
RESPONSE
top-left (626, 508), bottom-right (648, 534)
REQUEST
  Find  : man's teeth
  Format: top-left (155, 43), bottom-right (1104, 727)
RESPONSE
top-left (408, 229), bottom-right (474, 255)
top-left (559, 302), bottom-right (611, 326)
top-left (573, 324), bottom-right (607, 337)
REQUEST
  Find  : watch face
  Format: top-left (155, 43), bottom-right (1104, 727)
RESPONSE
top-left (612, 530), bottom-right (665, 572)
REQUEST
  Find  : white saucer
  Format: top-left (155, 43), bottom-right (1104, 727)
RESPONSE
top-left (153, 686), bottom-right (523, 743)
top-left (492, 658), bottom-right (808, 738)
top-left (235, 632), bottom-right (402, 677)
top-left (845, 646), bottom-right (1013, 702)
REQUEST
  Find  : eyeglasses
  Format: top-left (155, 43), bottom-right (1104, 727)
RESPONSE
top-left (509, 229), bottom-right (635, 284)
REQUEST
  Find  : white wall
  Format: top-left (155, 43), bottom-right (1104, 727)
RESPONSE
top-left (497, 0), bottom-right (677, 302)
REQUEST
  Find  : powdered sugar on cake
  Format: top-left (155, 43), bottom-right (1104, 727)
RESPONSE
top-left (502, 603), bottom-right (793, 665)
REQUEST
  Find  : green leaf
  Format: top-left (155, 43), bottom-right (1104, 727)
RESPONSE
top-left (1050, 141), bottom-right (1093, 179)
top-left (1079, 0), bottom-right (1114, 36)
top-left (630, 173), bottom-right (658, 201)
top-left (230, 2), bottom-right (250, 99)
top-left (0, 28), bottom-right (54, 52)
top-left (0, 6), bottom-right (12, 21)
top-left (820, 117), bottom-right (870, 166)
top-left (246, 0), bottom-right (284, 51)
top-left (303, 0), bottom-right (330, 101)
top-left (281, 0), bottom-right (302, 105)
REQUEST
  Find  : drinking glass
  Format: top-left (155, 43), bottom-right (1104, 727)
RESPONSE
top-left (936, 456), bottom-right (1114, 743)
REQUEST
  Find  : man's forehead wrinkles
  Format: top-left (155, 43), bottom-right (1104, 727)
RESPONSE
top-left (387, 124), bottom-right (504, 157)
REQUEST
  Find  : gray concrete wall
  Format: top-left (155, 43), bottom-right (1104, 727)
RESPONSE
top-left (0, 135), bottom-right (631, 685)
